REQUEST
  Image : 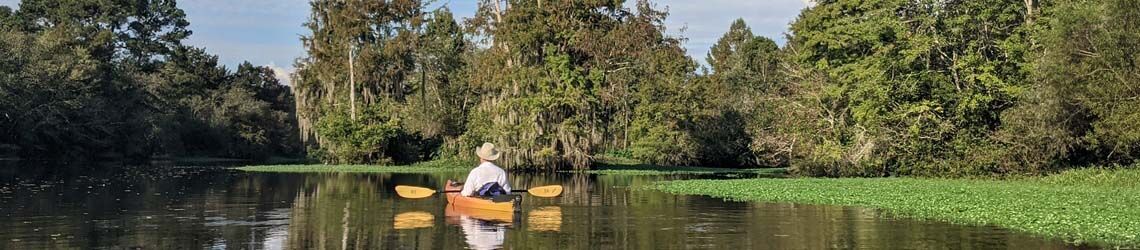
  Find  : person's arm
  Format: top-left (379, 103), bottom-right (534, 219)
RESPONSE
top-left (499, 169), bottom-right (511, 192)
top-left (461, 172), bottom-right (478, 197)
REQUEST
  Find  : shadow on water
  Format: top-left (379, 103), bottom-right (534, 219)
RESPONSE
top-left (0, 161), bottom-right (1098, 249)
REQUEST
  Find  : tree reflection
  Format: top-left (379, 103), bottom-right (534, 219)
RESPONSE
top-left (0, 165), bottom-right (1090, 249)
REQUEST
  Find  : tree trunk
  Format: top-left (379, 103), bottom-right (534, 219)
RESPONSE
top-left (349, 47), bottom-right (357, 121)
top-left (341, 201), bottom-right (350, 250)
top-left (493, 0), bottom-right (514, 68)
top-left (1024, 0), bottom-right (1036, 23)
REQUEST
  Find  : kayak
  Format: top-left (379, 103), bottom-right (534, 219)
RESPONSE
top-left (445, 184), bottom-right (518, 212)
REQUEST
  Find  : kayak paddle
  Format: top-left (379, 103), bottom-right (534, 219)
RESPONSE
top-left (395, 185), bottom-right (563, 199)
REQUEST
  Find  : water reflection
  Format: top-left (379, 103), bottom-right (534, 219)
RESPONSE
top-left (445, 205), bottom-right (511, 250)
top-left (0, 164), bottom-right (1098, 249)
top-left (526, 206), bottom-right (562, 232)
top-left (393, 211), bottom-right (433, 230)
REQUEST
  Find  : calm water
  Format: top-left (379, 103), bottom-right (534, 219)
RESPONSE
top-left (0, 163), bottom-right (1095, 249)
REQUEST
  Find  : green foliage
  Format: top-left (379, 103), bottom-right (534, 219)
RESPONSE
top-left (312, 106), bottom-right (401, 164)
top-left (9, 0), bottom-right (1119, 174)
top-left (0, 7), bottom-right (13, 27)
top-left (600, 149), bottom-right (633, 159)
top-left (627, 71), bottom-right (707, 166)
top-left (403, 8), bottom-right (470, 140)
top-left (290, 0), bottom-right (1138, 175)
top-left (700, 19), bottom-right (786, 168)
top-left (460, 0), bottom-right (658, 170)
top-left (780, 0), bottom-right (1036, 176)
top-left (583, 156), bottom-right (781, 176)
top-left (652, 167), bottom-right (1140, 247)
top-left (1037, 165), bottom-right (1140, 189)
top-left (294, 1), bottom-right (465, 165)
top-left (0, 0), bottom-right (300, 161)
top-left (187, 71), bottom-right (298, 159)
top-left (1, 23), bottom-right (123, 158)
top-left (294, 0), bottom-right (702, 169)
top-left (7, 0), bottom-right (1135, 176)
top-left (236, 158), bottom-right (474, 173)
top-left (707, 19), bottom-right (755, 74)
top-left (1025, 0), bottom-right (1140, 165)
top-left (17, 0), bottom-right (192, 67)
top-left (629, 122), bottom-right (699, 166)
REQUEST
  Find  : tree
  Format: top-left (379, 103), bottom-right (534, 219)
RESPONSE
top-left (700, 19), bottom-right (786, 167)
top-left (707, 19), bottom-right (754, 74)
top-left (1002, 0), bottom-right (1140, 169)
top-left (17, 0), bottom-right (191, 68)
top-left (402, 8), bottom-right (469, 145)
top-left (783, 0), bottom-right (1033, 176)
top-left (456, 0), bottom-right (702, 170)
top-left (0, 6), bottom-right (13, 27)
top-left (0, 23), bottom-right (115, 158)
top-left (230, 62), bottom-right (302, 157)
top-left (294, 0), bottom-right (433, 164)
top-left (282, 0), bottom-right (1133, 173)
top-left (1, 0), bottom-right (300, 161)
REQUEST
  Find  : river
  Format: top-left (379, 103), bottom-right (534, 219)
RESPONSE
top-left (0, 163), bottom-right (1089, 249)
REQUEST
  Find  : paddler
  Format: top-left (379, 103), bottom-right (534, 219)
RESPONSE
top-left (450, 142), bottom-right (512, 198)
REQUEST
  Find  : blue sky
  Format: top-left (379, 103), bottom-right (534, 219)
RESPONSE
top-left (0, 0), bottom-right (809, 84)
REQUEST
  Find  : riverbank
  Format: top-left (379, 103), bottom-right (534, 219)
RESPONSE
top-left (236, 158), bottom-right (472, 173)
top-left (650, 167), bottom-right (1140, 247)
top-left (235, 156), bottom-right (781, 175)
top-left (567, 156), bottom-right (785, 176)
top-left (576, 166), bottom-right (785, 176)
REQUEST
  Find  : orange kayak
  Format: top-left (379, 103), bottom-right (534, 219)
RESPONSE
top-left (445, 184), bottom-right (518, 212)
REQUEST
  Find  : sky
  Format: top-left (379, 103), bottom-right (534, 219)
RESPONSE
top-left (0, 0), bottom-right (810, 85)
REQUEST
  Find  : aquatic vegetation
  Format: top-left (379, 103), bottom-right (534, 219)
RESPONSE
top-left (236, 158), bottom-right (473, 173)
top-left (1035, 167), bottom-right (1140, 189)
top-left (577, 166), bottom-right (785, 176)
top-left (574, 156), bottom-right (786, 176)
top-left (651, 168), bottom-right (1140, 247)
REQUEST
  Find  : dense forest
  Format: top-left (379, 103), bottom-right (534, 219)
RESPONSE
top-left (0, 0), bottom-right (300, 161)
top-left (294, 0), bottom-right (1137, 176)
top-left (2, 0), bottom-right (1136, 176)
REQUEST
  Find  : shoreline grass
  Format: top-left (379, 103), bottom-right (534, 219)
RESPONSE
top-left (650, 167), bottom-right (1140, 247)
top-left (575, 165), bottom-right (787, 176)
top-left (236, 158), bottom-right (473, 173)
top-left (234, 155), bottom-right (785, 176)
top-left (575, 156), bottom-right (787, 176)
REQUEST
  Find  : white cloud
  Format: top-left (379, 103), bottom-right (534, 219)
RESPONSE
top-left (266, 62), bottom-right (292, 87)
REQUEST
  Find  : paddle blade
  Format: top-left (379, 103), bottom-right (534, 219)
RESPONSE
top-left (526, 185), bottom-right (563, 197)
top-left (395, 185), bottom-right (436, 199)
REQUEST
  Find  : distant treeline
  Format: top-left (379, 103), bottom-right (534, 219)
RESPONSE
top-left (4, 0), bottom-right (1136, 176)
top-left (0, 0), bottom-right (301, 161)
top-left (295, 0), bottom-right (1138, 176)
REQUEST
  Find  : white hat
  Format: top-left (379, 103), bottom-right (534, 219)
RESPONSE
top-left (475, 143), bottom-right (501, 161)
